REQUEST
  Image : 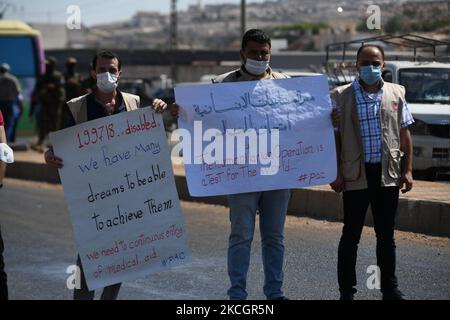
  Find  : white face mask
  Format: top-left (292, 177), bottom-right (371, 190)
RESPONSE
top-left (245, 58), bottom-right (270, 76)
top-left (96, 72), bottom-right (118, 93)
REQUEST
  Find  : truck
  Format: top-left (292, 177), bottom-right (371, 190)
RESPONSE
top-left (382, 61), bottom-right (450, 178)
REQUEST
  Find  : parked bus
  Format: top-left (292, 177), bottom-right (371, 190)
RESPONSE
top-left (0, 20), bottom-right (45, 136)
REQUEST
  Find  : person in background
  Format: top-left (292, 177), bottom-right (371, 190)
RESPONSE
top-left (10, 94), bottom-right (24, 143)
top-left (60, 57), bottom-right (83, 128)
top-left (29, 88), bottom-right (42, 140)
top-left (0, 63), bottom-right (23, 142)
top-left (32, 57), bottom-right (65, 152)
top-left (80, 64), bottom-right (97, 95)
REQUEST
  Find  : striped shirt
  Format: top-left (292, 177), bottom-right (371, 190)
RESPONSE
top-left (352, 78), bottom-right (414, 163)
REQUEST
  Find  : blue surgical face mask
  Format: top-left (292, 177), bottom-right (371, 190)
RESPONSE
top-left (359, 65), bottom-right (382, 85)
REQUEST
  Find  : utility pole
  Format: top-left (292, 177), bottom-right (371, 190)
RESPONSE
top-left (170, 0), bottom-right (177, 50)
top-left (0, 2), bottom-right (12, 19)
top-left (170, 0), bottom-right (178, 83)
top-left (241, 0), bottom-right (246, 37)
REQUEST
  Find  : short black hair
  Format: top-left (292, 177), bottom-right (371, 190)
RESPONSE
top-left (92, 50), bottom-right (121, 71)
top-left (242, 29), bottom-right (271, 50)
top-left (356, 44), bottom-right (385, 61)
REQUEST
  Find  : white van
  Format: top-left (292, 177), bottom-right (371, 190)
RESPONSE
top-left (382, 61), bottom-right (450, 178)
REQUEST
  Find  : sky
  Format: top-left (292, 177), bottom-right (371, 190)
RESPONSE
top-left (2, 0), bottom-right (268, 26)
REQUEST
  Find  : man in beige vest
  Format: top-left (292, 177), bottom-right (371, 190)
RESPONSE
top-left (330, 45), bottom-right (414, 300)
top-left (44, 50), bottom-right (167, 300)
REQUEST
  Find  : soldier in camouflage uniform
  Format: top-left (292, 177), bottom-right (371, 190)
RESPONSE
top-left (60, 57), bottom-right (82, 128)
top-left (80, 64), bottom-right (97, 95)
top-left (32, 57), bottom-right (65, 152)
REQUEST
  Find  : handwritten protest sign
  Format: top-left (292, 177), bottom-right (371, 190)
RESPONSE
top-left (50, 108), bottom-right (190, 290)
top-left (175, 75), bottom-right (337, 196)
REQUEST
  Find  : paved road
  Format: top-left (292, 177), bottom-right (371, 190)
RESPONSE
top-left (1, 178), bottom-right (449, 300)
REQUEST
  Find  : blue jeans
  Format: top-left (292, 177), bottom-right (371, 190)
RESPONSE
top-left (227, 189), bottom-right (290, 300)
